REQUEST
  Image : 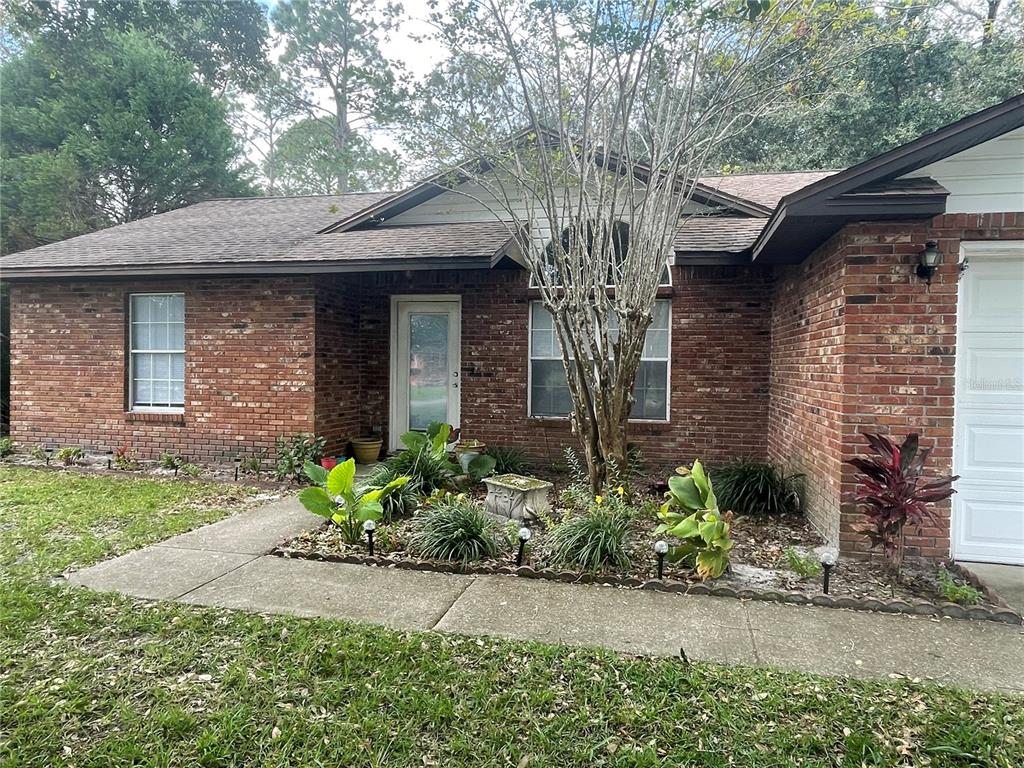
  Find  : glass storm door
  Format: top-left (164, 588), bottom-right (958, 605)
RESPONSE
top-left (391, 297), bottom-right (461, 450)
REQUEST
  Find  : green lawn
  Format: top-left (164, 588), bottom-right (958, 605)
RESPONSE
top-left (1, 466), bottom-right (1021, 767)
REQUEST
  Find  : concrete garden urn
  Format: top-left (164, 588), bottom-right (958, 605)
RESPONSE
top-left (483, 474), bottom-right (554, 521)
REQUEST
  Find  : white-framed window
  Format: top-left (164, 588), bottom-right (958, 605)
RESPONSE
top-left (528, 299), bottom-right (671, 421)
top-left (129, 293), bottom-right (185, 411)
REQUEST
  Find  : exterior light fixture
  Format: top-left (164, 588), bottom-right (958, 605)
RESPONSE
top-left (916, 240), bottom-right (942, 284)
top-left (363, 519), bottom-right (376, 556)
top-left (44, 447), bottom-right (53, 466)
top-left (516, 526), bottom-right (531, 566)
top-left (820, 548), bottom-right (838, 594)
top-left (654, 540), bottom-right (669, 580)
top-left (233, 456), bottom-right (242, 481)
top-left (106, 450), bottom-right (114, 470)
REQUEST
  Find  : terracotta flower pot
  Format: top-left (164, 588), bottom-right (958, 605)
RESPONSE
top-left (351, 437), bottom-right (383, 465)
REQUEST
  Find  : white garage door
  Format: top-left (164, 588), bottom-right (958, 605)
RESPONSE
top-left (953, 242), bottom-right (1024, 564)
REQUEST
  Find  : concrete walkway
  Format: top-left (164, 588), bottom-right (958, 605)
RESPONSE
top-left (67, 498), bottom-right (1024, 695)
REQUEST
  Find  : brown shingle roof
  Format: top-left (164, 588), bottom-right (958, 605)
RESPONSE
top-left (699, 170), bottom-right (837, 210)
top-left (672, 217), bottom-right (767, 254)
top-left (1, 193), bottom-right (390, 270)
top-left (283, 222), bottom-right (517, 264)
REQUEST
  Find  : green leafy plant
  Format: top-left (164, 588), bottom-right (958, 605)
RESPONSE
top-left (382, 421), bottom-right (459, 494)
top-left (56, 446), bottom-right (84, 466)
top-left (487, 445), bottom-right (527, 475)
top-left (408, 493), bottom-right (499, 563)
top-left (274, 433), bottom-right (326, 482)
top-left (937, 568), bottom-right (983, 606)
top-left (559, 447), bottom-right (593, 511)
top-left (467, 453), bottom-right (497, 481)
top-left (299, 458), bottom-right (410, 545)
top-left (0, 437), bottom-right (14, 458)
top-left (113, 443), bottom-right (139, 470)
top-left (159, 451), bottom-right (184, 470)
top-left (240, 450), bottom-right (266, 478)
top-left (180, 463), bottom-right (202, 477)
top-left (656, 460), bottom-right (734, 580)
top-left (783, 546), bottom-right (821, 579)
top-left (547, 506), bottom-right (631, 571)
top-left (365, 461), bottom-right (421, 522)
top-left (30, 445), bottom-right (47, 462)
top-left (714, 460), bottom-right (804, 516)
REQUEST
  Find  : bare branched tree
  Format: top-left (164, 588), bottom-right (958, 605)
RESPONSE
top-left (409, 0), bottom-right (870, 489)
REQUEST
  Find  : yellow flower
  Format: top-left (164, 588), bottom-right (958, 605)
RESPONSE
top-left (595, 495), bottom-right (603, 504)
top-left (616, 486), bottom-right (625, 496)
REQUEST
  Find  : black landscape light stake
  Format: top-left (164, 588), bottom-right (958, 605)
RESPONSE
top-left (820, 549), bottom-right (838, 594)
top-left (106, 450), bottom-right (113, 470)
top-left (654, 540), bottom-right (669, 580)
top-left (516, 526), bottom-right (531, 566)
top-left (44, 447), bottom-right (53, 466)
top-left (233, 456), bottom-right (242, 481)
top-left (363, 519), bottom-right (377, 556)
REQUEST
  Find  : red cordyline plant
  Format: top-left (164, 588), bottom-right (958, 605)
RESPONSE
top-left (847, 433), bottom-right (958, 571)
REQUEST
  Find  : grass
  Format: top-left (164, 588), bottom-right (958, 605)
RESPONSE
top-left (1, 466), bottom-right (1022, 767)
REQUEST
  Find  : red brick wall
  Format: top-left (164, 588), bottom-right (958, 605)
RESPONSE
top-left (767, 234), bottom-right (847, 542)
top-left (9, 277), bottom-right (316, 461)
top-left (314, 277), bottom-right (362, 454)
top-left (341, 264), bottom-right (773, 469)
top-left (768, 212), bottom-right (1024, 558)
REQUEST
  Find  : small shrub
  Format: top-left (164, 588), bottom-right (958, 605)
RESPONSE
top-left (114, 443), bottom-right (139, 470)
top-left (848, 432), bottom-right (957, 570)
top-left (783, 546), bottom-right (821, 579)
top-left (30, 445), bottom-right (48, 462)
top-left (0, 437), bottom-right (14, 458)
top-left (547, 506), bottom-right (631, 571)
top-left (56, 446), bottom-right (84, 466)
top-left (180, 463), bottom-right (202, 477)
top-left (366, 461), bottom-right (421, 522)
top-left (488, 445), bottom-right (527, 475)
top-left (274, 433), bottom-right (326, 482)
top-left (656, 460), bottom-right (734, 579)
top-left (409, 493), bottom-right (499, 563)
top-left (384, 422), bottom-right (459, 494)
top-left (159, 451), bottom-right (184, 470)
top-left (937, 568), bottom-right (983, 605)
top-left (299, 459), bottom-right (410, 545)
top-left (559, 447), bottom-right (593, 511)
top-left (714, 460), bottom-right (803, 516)
top-left (240, 450), bottom-right (266, 477)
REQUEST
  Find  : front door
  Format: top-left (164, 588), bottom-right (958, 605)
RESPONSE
top-left (390, 296), bottom-right (461, 451)
top-left (952, 242), bottom-right (1024, 565)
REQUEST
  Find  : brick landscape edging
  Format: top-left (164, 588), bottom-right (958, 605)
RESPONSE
top-left (270, 547), bottom-right (1024, 626)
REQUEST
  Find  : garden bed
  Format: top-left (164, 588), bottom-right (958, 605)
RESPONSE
top-left (274, 504), bottom-right (1017, 624)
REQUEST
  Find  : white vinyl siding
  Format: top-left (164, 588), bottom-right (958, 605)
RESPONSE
top-left (130, 294), bottom-right (185, 411)
top-left (529, 300), bottom-right (671, 420)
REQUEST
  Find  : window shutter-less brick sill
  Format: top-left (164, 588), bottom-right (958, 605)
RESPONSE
top-left (124, 411), bottom-right (185, 426)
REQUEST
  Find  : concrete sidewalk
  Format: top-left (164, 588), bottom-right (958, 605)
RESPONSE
top-left (67, 498), bottom-right (1024, 695)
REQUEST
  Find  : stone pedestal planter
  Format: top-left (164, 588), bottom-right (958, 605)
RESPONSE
top-left (483, 474), bottom-right (553, 521)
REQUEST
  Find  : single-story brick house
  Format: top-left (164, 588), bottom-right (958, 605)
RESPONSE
top-left (3, 96), bottom-right (1023, 563)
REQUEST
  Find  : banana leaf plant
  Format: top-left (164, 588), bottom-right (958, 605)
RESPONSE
top-left (299, 459), bottom-right (410, 545)
top-left (847, 432), bottom-right (957, 572)
top-left (655, 459), bottom-right (734, 580)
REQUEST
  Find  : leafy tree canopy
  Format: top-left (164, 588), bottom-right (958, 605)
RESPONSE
top-left (1, 30), bottom-right (254, 254)
top-left (3, 0), bottom-right (270, 93)
top-left (274, 117), bottom-right (402, 195)
top-left (707, 2), bottom-right (1023, 171)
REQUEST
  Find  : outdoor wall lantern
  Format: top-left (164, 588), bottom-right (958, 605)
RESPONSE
top-left (916, 240), bottom-right (942, 284)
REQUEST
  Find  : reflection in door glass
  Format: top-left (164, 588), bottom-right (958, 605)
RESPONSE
top-left (408, 313), bottom-right (449, 431)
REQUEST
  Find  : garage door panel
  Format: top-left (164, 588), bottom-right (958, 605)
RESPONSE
top-left (954, 243), bottom-right (1024, 565)
top-left (956, 334), bottom-right (1024, 407)
top-left (960, 258), bottom-right (1024, 332)
top-left (953, 484), bottom-right (1024, 564)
